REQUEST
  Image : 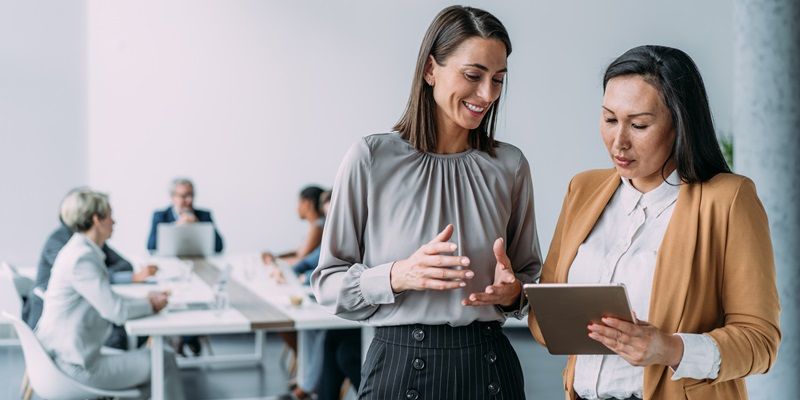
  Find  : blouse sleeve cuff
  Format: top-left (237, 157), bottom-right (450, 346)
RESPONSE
top-left (670, 333), bottom-right (721, 380)
top-left (496, 280), bottom-right (529, 320)
top-left (358, 261), bottom-right (398, 306)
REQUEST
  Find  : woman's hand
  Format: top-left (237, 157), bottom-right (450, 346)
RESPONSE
top-left (390, 224), bottom-right (474, 293)
top-left (148, 291), bottom-right (170, 313)
top-left (588, 317), bottom-right (684, 368)
top-left (462, 238), bottom-right (521, 308)
top-left (261, 252), bottom-right (275, 265)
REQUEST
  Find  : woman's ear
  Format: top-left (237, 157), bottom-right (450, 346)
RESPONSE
top-left (423, 55), bottom-right (436, 86)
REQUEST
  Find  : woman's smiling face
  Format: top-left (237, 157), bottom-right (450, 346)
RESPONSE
top-left (425, 37), bottom-right (507, 136)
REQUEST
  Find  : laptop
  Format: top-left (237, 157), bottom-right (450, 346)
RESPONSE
top-left (156, 222), bottom-right (215, 257)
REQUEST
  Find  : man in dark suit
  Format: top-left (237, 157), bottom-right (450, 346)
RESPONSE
top-left (147, 178), bottom-right (224, 253)
top-left (146, 178), bottom-right (223, 356)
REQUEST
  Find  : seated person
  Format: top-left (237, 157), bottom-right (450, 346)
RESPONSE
top-left (262, 185), bottom-right (325, 267)
top-left (261, 186), bottom-right (326, 399)
top-left (147, 177), bottom-right (223, 253)
top-left (23, 188), bottom-right (157, 351)
top-left (288, 190), bottom-right (330, 285)
top-left (147, 178), bottom-right (222, 356)
top-left (292, 191), bottom-right (361, 400)
top-left (35, 188), bottom-right (184, 399)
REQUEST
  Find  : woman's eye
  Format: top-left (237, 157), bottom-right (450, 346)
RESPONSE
top-left (632, 123), bottom-right (648, 130)
top-left (464, 73), bottom-right (480, 81)
top-left (492, 77), bottom-right (505, 85)
top-left (605, 118), bottom-right (617, 124)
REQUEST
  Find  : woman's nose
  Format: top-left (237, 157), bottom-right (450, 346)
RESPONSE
top-left (613, 126), bottom-right (631, 151)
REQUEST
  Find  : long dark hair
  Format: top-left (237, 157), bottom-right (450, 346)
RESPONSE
top-left (603, 45), bottom-right (731, 183)
top-left (394, 5), bottom-right (511, 157)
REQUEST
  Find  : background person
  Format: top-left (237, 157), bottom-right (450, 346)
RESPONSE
top-left (263, 186), bottom-right (328, 399)
top-left (35, 189), bottom-right (184, 399)
top-left (23, 187), bottom-right (157, 350)
top-left (147, 177), bottom-right (224, 253)
top-left (262, 185), bottom-right (325, 268)
top-left (147, 177), bottom-right (223, 356)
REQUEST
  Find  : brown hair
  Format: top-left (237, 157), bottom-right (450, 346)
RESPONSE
top-left (393, 5), bottom-right (511, 157)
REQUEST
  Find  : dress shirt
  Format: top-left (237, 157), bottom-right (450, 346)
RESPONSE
top-left (569, 171), bottom-right (720, 399)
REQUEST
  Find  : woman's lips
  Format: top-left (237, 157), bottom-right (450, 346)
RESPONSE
top-left (614, 155), bottom-right (633, 167)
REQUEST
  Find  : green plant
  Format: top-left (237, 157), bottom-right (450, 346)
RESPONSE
top-left (719, 134), bottom-right (734, 170)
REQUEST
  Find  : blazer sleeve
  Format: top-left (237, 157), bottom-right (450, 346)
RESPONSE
top-left (71, 253), bottom-right (153, 325)
top-left (103, 245), bottom-right (134, 284)
top-left (209, 212), bottom-right (224, 252)
top-left (195, 210), bottom-right (224, 252)
top-left (35, 230), bottom-right (71, 289)
top-left (528, 177), bottom-right (574, 346)
top-left (707, 178), bottom-right (781, 382)
top-left (147, 212), bottom-right (162, 251)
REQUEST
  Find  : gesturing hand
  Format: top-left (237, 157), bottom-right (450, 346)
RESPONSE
top-left (588, 317), bottom-right (684, 368)
top-left (390, 224), bottom-right (474, 293)
top-left (462, 237), bottom-right (521, 308)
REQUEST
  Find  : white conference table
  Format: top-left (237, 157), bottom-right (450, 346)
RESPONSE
top-left (120, 254), bottom-right (359, 400)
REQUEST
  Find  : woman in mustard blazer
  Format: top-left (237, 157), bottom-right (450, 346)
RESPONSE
top-left (529, 45), bottom-right (780, 399)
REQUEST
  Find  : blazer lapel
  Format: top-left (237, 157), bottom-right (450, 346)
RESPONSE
top-left (643, 182), bottom-right (700, 399)
top-left (556, 172), bottom-right (621, 282)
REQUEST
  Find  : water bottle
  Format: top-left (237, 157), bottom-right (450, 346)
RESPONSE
top-left (213, 264), bottom-right (232, 313)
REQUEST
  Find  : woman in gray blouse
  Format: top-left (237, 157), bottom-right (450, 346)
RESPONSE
top-left (312, 6), bottom-right (541, 399)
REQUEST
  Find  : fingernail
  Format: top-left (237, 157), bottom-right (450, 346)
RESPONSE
top-left (460, 282), bottom-right (466, 287)
top-left (465, 271), bottom-right (474, 278)
top-left (462, 257), bottom-right (470, 266)
top-left (450, 244), bottom-right (457, 251)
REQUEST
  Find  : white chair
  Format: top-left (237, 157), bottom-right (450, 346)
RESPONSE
top-left (0, 311), bottom-right (141, 400)
top-left (0, 262), bottom-right (23, 345)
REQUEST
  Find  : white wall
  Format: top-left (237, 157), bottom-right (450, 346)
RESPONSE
top-left (0, 1), bottom-right (87, 267)
top-left (85, 0), bottom-right (733, 259)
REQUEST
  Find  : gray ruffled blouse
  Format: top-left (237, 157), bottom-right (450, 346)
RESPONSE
top-left (311, 133), bottom-right (541, 327)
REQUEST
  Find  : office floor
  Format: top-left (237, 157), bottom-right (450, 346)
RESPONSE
top-left (0, 328), bottom-right (566, 400)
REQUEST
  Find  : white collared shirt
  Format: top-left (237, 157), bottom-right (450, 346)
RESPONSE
top-left (569, 171), bottom-right (721, 399)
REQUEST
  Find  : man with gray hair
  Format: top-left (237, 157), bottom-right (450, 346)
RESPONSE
top-left (146, 178), bottom-right (224, 253)
top-left (146, 178), bottom-right (223, 356)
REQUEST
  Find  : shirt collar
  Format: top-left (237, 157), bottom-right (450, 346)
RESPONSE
top-left (77, 233), bottom-right (107, 262)
top-left (619, 170), bottom-right (681, 216)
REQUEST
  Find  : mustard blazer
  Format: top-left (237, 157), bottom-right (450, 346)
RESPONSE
top-left (528, 169), bottom-right (781, 399)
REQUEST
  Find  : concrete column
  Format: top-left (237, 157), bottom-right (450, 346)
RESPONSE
top-left (733, 0), bottom-right (800, 396)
